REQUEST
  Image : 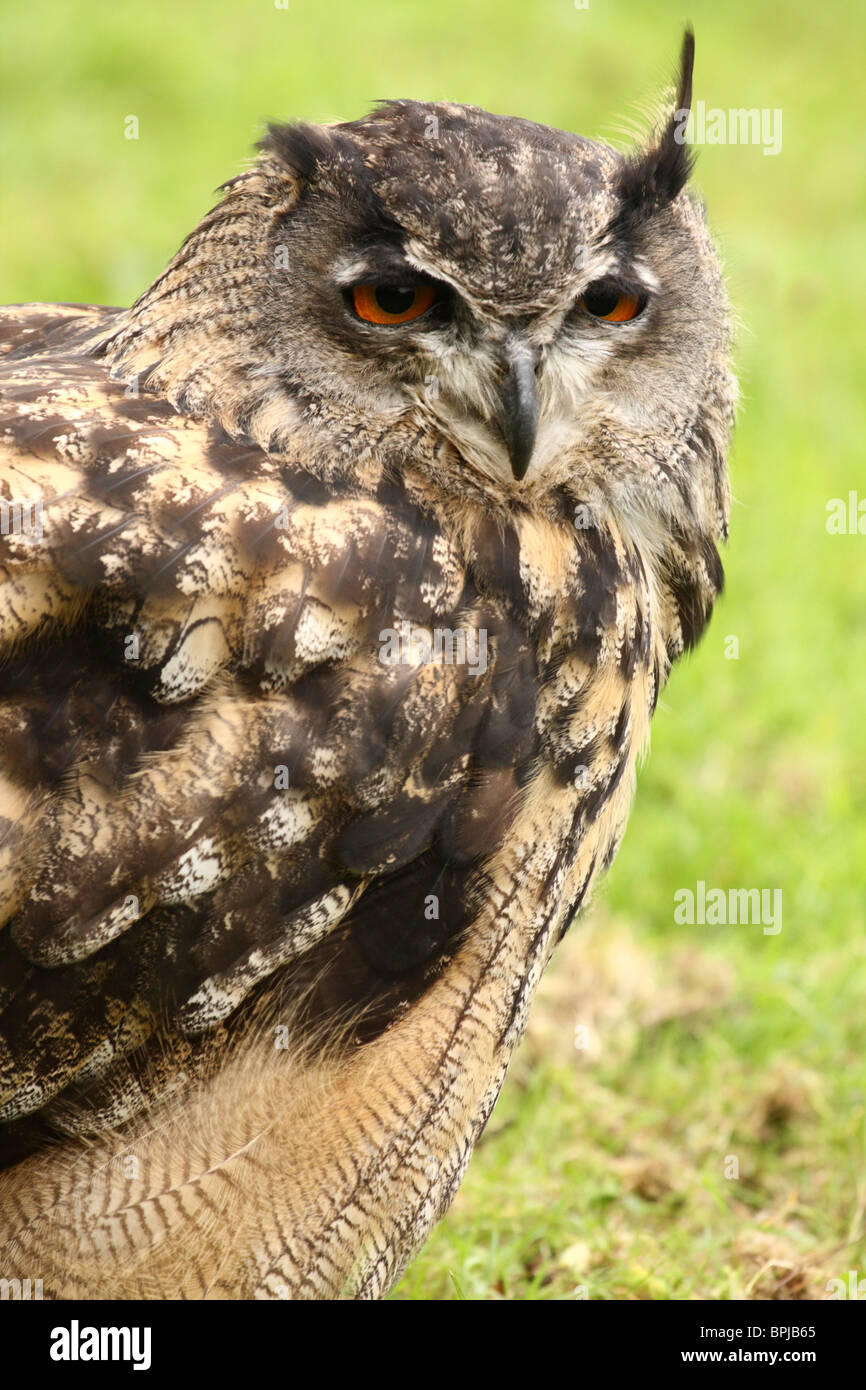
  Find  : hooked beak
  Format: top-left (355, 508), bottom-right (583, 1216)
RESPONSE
top-left (497, 339), bottom-right (540, 481)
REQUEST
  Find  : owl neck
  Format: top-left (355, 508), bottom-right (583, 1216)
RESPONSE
top-left (95, 158), bottom-right (301, 441)
top-left (95, 163), bottom-right (730, 672)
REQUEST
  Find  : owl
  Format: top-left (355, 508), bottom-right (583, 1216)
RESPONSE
top-left (0, 32), bottom-right (733, 1299)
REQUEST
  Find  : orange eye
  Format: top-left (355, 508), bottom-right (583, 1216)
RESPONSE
top-left (351, 282), bottom-right (437, 325)
top-left (578, 282), bottom-right (646, 323)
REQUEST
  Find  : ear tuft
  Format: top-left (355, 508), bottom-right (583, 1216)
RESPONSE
top-left (258, 122), bottom-right (334, 182)
top-left (614, 29), bottom-right (696, 233)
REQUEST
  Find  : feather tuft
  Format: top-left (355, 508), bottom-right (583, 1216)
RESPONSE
top-left (612, 29), bottom-right (696, 237)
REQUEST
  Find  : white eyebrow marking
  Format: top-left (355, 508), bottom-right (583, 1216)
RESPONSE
top-left (577, 249), bottom-right (661, 299)
top-left (330, 248), bottom-right (424, 288)
top-left (629, 258), bottom-right (661, 294)
top-left (329, 254), bottom-right (376, 286)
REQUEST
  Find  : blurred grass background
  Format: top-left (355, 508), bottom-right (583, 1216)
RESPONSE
top-left (2, 0), bottom-right (864, 1300)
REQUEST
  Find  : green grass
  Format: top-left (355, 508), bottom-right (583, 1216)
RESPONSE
top-left (2, 0), bottom-right (864, 1300)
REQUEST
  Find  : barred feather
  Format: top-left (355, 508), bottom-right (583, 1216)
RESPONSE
top-left (0, 44), bottom-right (733, 1297)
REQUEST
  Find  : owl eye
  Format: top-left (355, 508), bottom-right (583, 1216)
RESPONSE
top-left (577, 281), bottom-right (646, 323)
top-left (351, 282), bottom-right (438, 325)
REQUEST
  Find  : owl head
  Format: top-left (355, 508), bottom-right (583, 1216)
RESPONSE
top-left (104, 31), bottom-right (732, 541)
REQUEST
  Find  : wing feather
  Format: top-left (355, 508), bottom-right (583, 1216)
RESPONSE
top-left (0, 306), bottom-right (536, 1156)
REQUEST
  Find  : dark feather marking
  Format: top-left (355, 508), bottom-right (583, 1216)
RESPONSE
top-left (609, 30), bottom-right (695, 242)
top-left (553, 858), bottom-right (597, 945)
top-left (348, 854), bottom-right (472, 977)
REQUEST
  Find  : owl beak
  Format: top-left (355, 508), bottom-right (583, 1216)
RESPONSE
top-left (497, 340), bottom-right (540, 481)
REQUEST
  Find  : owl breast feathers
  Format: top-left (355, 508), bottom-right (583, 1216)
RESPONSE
top-left (0, 33), bottom-right (734, 1298)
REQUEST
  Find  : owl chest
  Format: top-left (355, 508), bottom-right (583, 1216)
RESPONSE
top-left (464, 509), bottom-right (654, 795)
top-left (418, 512), bottom-right (652, 958)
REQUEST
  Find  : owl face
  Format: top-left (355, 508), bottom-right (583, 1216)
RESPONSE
top-left (105, 32), bottom-right (731, 532)
top-left (253, 92), bottom-right (729, 492)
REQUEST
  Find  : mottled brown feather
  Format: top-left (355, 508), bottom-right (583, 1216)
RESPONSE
top-left (0, 64), bottom-right (733, 1297)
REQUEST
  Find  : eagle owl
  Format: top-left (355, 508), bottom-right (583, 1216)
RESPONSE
top-left (0, 33), bottom-right (733, 1299)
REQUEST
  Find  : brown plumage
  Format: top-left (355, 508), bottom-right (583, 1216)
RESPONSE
top-left (0, 33), bottom-right (734, 1297)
